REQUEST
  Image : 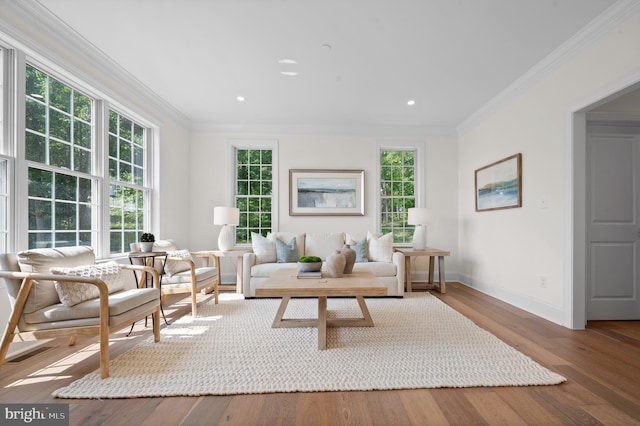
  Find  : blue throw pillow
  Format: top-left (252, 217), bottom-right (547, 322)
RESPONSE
top-left (275, 237), bottom-right (299, 263)
top-left (351, 238), bottom-right (369, 263)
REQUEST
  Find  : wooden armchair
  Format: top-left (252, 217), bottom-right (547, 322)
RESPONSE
top-left (130, 239), bottom-right (219, 317)
top-left (0, 246), bottom-right (161, 379)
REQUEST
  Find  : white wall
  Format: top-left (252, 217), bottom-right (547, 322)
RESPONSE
top-left (457, 9), bottom-right (640, 327)
top-left (189, 131), bottom-right (459, 283)
top-left (0, 2), bottom-right (192, 357)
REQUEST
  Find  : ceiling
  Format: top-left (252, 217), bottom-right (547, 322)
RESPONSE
top-left (35, 0), bottom-right (619, 132)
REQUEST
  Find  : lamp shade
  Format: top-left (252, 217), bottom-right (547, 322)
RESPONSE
top-left (213, 207), bottom-right (240, 226)
top-left (407, 208), bottom-right (431, 225)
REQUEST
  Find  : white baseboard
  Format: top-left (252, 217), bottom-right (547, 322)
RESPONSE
top-left (457, 273), bottom-right (565, 326)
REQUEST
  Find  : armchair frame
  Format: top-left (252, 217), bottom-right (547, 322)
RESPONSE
top-left (0, 264), bottom-right (160, 379)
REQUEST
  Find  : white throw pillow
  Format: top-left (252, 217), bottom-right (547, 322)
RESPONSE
top-left (251, 232), bottom-right (276, 264)
top-left (367, 232), bottom-right (394, 262)
top-left (165, 249), bottom-right (193, 276)
top-left (50, 261), bottom-right (124, 307)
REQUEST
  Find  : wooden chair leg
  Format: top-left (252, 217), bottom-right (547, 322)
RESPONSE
top-left (191, 292), bottom-right (198, 317)
top-left (67, 336), bottom-right (78, 346)
top-left (214, 280), bottom-right (219, 304)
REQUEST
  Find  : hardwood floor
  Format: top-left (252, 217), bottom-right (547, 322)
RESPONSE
top-left (0, 282), bottom-right (638, 425)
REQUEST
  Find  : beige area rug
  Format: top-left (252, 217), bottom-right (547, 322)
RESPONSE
top-left (53, 293), bottom-right (565, 399)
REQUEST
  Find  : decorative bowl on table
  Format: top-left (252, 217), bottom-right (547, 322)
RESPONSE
top-left (297, 256), bottom-right (322, 272)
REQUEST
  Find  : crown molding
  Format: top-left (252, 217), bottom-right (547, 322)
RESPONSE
top-left (457, 0), bottom-right (640, 137)
top-left (190, 122), bottom-right (457, 139)
top-left (0, 0), bottom-right (191, 129)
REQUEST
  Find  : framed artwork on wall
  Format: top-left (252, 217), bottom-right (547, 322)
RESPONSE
top-left (289, 169), bottom-right (365, 216)
top-left (475, 153), bottom-right (522, 212)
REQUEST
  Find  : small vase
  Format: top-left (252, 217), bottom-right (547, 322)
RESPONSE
top-left (341, 244), bottom-right (356, 274)
top-left (326, 250), bottom-right (346, 278)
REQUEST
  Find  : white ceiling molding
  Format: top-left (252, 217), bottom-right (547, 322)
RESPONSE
top-left (457, 0), bottom-right (640, 137)
top-left (190, 122), bottom-right (457, 139)
top-left (0, 0), bottom-right (190, 129)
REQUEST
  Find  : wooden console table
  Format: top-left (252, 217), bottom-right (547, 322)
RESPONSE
top-left (394, 248), bottom-right (450, 293)
top-left (209, 249), bottom-right (248, 293)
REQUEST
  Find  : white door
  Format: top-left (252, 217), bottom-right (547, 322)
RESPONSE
top-left (587, 133), bottom-right (640, 320)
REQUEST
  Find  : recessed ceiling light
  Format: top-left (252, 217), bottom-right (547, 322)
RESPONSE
top-left (280, 71), bottom-right (298, 76)
top-left (237, 96), bottom-right (245, 102)
top-left (278, 59), bottom-right (297, 64)
top-left (407, 99), bottom-right (416, 106)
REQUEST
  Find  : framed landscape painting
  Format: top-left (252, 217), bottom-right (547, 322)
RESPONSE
top-left (475, 153), bottom-right (522, 212)
top-left (289, 169), bottom-right (364, 216)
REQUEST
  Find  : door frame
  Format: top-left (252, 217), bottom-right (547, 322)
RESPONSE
top-left (569, 77), bottom-right (640, 329)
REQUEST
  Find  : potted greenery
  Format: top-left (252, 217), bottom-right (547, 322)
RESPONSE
top-left (139, 232), bottom-right (155, 252)
top-left (297, 255), bottom-right (322, 272)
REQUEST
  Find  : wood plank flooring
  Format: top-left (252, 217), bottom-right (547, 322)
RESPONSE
top-left (0, 282), bottom-right (638, 425)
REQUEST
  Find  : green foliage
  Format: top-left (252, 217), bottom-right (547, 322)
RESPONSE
top-left (140, 232), bottom-right (155, 242)
top-left (299, 256), bottom-right (322, 263)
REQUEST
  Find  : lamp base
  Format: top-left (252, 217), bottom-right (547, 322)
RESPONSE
top-left (412, 225), bottom-right (426, 250)
top-left (218, 225), bottom-right (235, 251)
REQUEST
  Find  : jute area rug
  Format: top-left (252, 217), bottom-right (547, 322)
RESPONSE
top-left (53, 293), bottom-right (565, 399)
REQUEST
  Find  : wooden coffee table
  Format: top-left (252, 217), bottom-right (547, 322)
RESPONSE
top-left (255, 268), bottom-right (387, 349)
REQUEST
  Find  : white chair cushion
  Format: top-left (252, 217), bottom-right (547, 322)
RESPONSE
top-left (352, 261), bottom-right (396, 276)
top-left (17, 246), bottom-right (96, 313)
top-left (50, 261), bottom-right (125, 307)
top-left (165, 249), bottom-right (193, 276)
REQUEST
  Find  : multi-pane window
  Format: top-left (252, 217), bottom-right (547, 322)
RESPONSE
top-left (380, 149), bottom-right (416, 244)
top-left (235, 148), bottom-right (273, 244)
top-left (25, 64), bottom-right (96, 248)
top-left (0, 159), bottom-right (7, 252)
top-left (108, 110), bottom-right (148, 253)
top-left (23, 63), bottom-right (151, 254)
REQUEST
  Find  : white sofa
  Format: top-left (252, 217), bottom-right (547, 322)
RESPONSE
top-left (242, 232), bottom-right (404, 298)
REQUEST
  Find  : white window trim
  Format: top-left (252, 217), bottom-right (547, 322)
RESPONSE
top-left (227, 139), bottom-right (279, 245)
top-left (1, 40), bottom-right (159, 257)
top-left (375, 141), bottom-right (425, 244)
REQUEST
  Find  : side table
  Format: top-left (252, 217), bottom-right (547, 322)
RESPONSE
top-left (394, 248), bottom-right (450, 293)
top-left (209, 249), bottom-right (249, 294)
top-left (129, 251), bottom-right (169, 325)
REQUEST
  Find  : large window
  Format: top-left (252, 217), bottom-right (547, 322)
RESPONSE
top-left (23, 63), bottom-right (152, 253)
top-left (25, 64), bottom-right (97, 248)
top-left (235, 148), bottom-right (273, 244)
top-left (0, 159), bottom-right (7, 253)
top-left (108, 110), bottom-right (149, 253)
top-left (379, 148), bottom-right (417, 244)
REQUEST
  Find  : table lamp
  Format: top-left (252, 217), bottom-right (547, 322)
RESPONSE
top-left (407, 207), bottom-right (431, 250)
top-left (214, 206), bottom-right (240, 251)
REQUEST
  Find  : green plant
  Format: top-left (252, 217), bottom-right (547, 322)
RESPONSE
top-left (140, 232), bottom-right (155, 243)
top-left (298, 255), bottom-right (321, 263)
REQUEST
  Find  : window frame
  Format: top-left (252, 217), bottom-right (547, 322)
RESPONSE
top-left (3, 46), bottom-right (158, 257)
top-left (376, 141), bottom-right (424, 246)
top-left (228, 139), bottom-right (279, 247)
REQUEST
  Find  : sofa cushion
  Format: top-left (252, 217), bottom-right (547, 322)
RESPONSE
top-left (51, 261), bottom-right (125, 307)
top-left (251, 262), bottom-right (297, 278)
top-left (276, 238), bottom-right (299, 263)
top-left (271, 232), bottom-right (306, 254)
top-left (352, 261), bottom-right (396, 277)
top-left (305, 233), bottom-right (345, 260)
top-left (165, 249), bottom-right (193, 276)
top-left (368, 232), bottom-right (394, 262)
top-left (251, 233), bottom-right (276, 264)
top-left (348, 237), bottom-right (369, 263)
top-left (17, 246), bottom-right (96, 313)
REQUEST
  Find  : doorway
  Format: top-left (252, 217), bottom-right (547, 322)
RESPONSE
top-left (585, 122), bottom-right (640, 319)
